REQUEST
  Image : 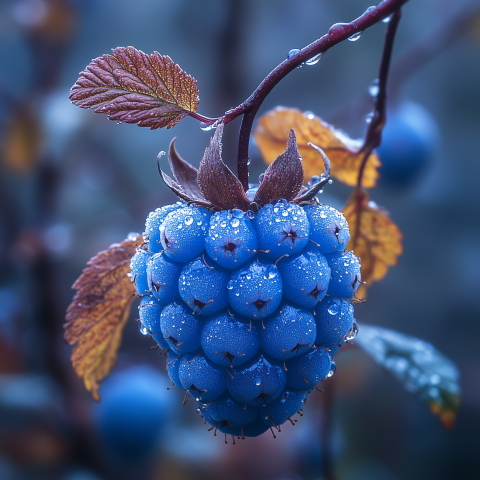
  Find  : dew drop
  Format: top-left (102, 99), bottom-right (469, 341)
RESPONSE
top-left (348, 31), bottom-right (363, 42)
top-left (220, 221), bottom-right (227, 228)
top-left (200, 122), bottom-right (215, 131)
top-left (185, 216), bottom-right (194, 226)
top-left (255, 378), bottom-right (262, 386)
top-left (326, 362), bottom-right (337, 378)
top-left (382, 15), bottom-right (392, 23)
top-left (345, 321), bottom-right (359, 341)
top-left (232, 209), bottom-right (243, 218)
top-left (177, 223), bottom-right (183, 229)
top-left (258, 173), bottom-right (265, 183)
top-left (246, 211), bottom-right (255, 219)
top-left (308, 175), bottom-right (320, 186)
top-left (281, 211), bottom-right (288, 217)
top-left (327, 305), bottom-right (339, 315)
top-left (305, 53), bottom-right (322, 66)
top-left (231, 218), bottom-right (240, 228)
top-left (138, 321), bottom-right (149, 336)
top-left (127, 232), bottom-right (140, 241)
top-left (197, 220), bottom-right (203, 226)
top-left (288, 48), bottom-right (301, 59)
top-left (368, 79), bottom-right (380, 97)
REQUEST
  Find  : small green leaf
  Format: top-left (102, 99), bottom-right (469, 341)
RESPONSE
top-left (356, 325), bottom-right (460, 429)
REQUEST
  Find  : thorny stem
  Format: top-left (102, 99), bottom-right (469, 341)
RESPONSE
top-left (352, 8), bottom-right (402, 248)
top-left (188, 0), bottom-right (410, 190)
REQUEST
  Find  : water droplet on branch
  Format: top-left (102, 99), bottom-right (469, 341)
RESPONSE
top-left (305, 53), bottom-right (322, 66)
top-left (348, 31), bottom-right (363, 42)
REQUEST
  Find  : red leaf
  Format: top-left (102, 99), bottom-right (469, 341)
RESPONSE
top-left (69, 47), bottom-right (199, 129)
top-left (197, 124), bottom-right (250, 211)
top-left (168, 138), bottom-right (204, 200)
top-left (254, 129), bottom-right (304, 205)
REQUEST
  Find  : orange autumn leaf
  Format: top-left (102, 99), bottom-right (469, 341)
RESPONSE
top-left (64, 237), bottom-right (139, 401)
top-left (343, 190), bottom-right (403, 297)
top-left (254, 107), bottom-right (381, 188)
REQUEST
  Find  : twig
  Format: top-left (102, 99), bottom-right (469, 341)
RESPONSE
top-left (188, 0), bottom-right (410, 190)
top-left (352, 8), bottom-right (402, 249)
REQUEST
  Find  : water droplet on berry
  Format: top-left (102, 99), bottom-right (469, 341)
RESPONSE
top-left (197, 221), bottom-right (203, 226)
top-left (255, 378), bottom-right (262, 386)
top-left (368, 79), bottom-right (380, 97)
top-left (282, 211), bottom-right (288, 217)
top-left (348, 31), bottom-right (363, 41)
top-left (305, 53), bottom-right (322, 66)
top-left (227, 284), bottom-right (233, 290)
top-left (185, 216), bottom-right (194, 225)
top-left (246, 211), bottom-right (255, 219)
top-left (138, 321), bottom-right (149, 336)
top-left (345, 321), bottom-right (359, 341)
top-left (177, 223), bottom-right (183, 229)
top-left (288, 48), bottom-right (301, 59)
top-left (220, 221), bottom-right (227, 228)
top-left (231, 218), bottom-right (240, 228)
top-left (327, 305), bottom-right (339, 315)
top-left (327, 362), bottom-right (337, 378)
top-left (232, 209), bottom-right (243, 219)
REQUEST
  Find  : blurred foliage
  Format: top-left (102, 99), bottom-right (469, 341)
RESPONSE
top-left (357, 325), bottom-right (460, 429)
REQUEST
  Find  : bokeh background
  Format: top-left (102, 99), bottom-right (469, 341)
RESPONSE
top-left (1, 0), bottom-right (479, 479)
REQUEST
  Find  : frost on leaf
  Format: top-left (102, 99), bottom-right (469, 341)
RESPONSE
top-left (254, 129), bottom-right (304, 205)
top-left (343, 190), bottom-right (402, 297)
top-left (64, 237), bottom-right (139, 401)
top-left (69, 46), bottom-right (199, 129)
top-left (197, 124), bottom-right (250, 211)
top-left (254, 107), bottom-right (381, 188)
top-left (357, 325), bottom-right (460, 429)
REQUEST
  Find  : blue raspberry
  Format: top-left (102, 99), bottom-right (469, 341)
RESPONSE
top-left (160, 206), bottom-right (210, 263)
top-left (325, 250), bottom-right (361, 299)
top-left (144, 203), bottom-right (183, 253)
top-left (203, 392), bottom-right (258, 427)
top-left (304, 204), bottom-right (350, 253)
top-left (227, 353), bottom-right (286, 407)
top-left (205, 209), bottom-right (258, 269)
top-left (286, 347), bottom-right (333, 391)
top-left (178, 257), bottom-right (229, 316)
top-left (227, 259), bottom-right (283, 320)
top-left (277, 246), bottom-right (330, 308)
top-left (138, 297), bottom-right (169, 352)
top-left (201, 311), bottom-right (260, 368)
top-left (178, 352), bottom-right (227, 403)
top-left (261, 302), bottom-right (317, 360)
top-left (129, 247), bottom-right (152, 296)
top-left (160, 301), bottom-right (203, 354)
top-left (166, 351), bottom-right (183, 388)
top-left (314, 297), bottom-right (354, 349)
top-left (146, 253), bottom-right (182, 304)
top-left (261, 390), bottom-right (307, 429)
top-left (254, 201), bottom-right (310, 260)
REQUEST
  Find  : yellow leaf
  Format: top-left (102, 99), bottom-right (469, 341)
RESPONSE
top-left (64, 237), bottom-right (139, 400)
top-left (343, 190), bottom-right (403, 296)
top-left (254, 107), bottom-right (381, 188)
